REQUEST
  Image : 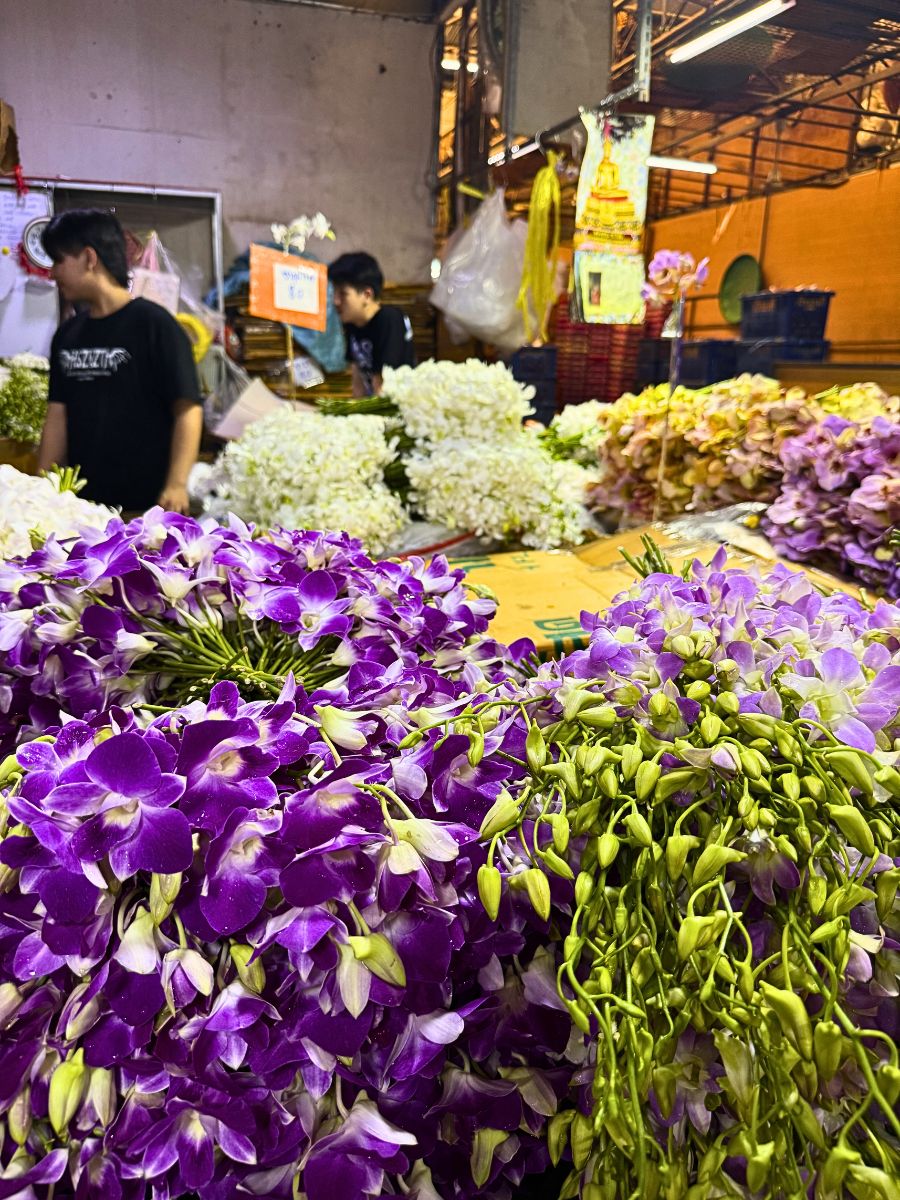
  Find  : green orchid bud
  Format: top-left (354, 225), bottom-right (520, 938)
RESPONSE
top-left (561, 687), bottom-right (594, 722)
top-left (546, 813), bottom-right (567, 854)
top-left (470, 1128), bottom-right (508, 1188)
top-left (597, 831), bottom-right (620, 869)
top-left (574, 871), bottom-right (594, 907)
top-left (0, 982), bottom-right (23, 1027)
top-left (568, 1001), bottom-right (591, 1034)
top-left (716, 690), bottom-right (740, 716)
top-left (522, 868), bottom-right (551, 922)
top-left (479, 790), bottom-right (520, 839)
top-left (594, 965), bottom-right (613, 994)
top-left (86, 1067), bottom-right (117, 1129)
top-left (759, 982), bottom-right (813, 1060)
top-left (477, 864), bottom-right (502, 920)
top-left (9, 1085), bottom-right (31, 1145)
top-left (525, 723), bottom-right (548, 773)
top-left (573, 798), bottom-right (601, 836)
top-left (669, 635), bottom-right (695, 660)
top-left (652, 1065), bottom-right (677, 1119)
top-left (825, 750), bottom-right (874, 796)
top-left (810, 916), bottom-right (846, 945)
top-left (823, 881), bottom-right (876, 920)
top-left (875, 1063), bottom-right (900, 1109)
top-left (630, 946), bottom-right (655, 988)
top-left (230, 943), bottom-right (265, 994)
top-left (544, 760), bottom-right (581, 799)
top-left (648, 693), bottom-right (670, 719)
top-left (598, 765), bottom-right (619, 800)
top-left (665, 834), bottom-right (697, 881)
top-left (779, 770), bottom-right (801, 803)
top-left (691, 844), bottom-right (745, 887)
top-left (624, 811), bottom-right (653, 847)
top-left (149, 872), bottom-right (182, 925)
top-left (875, 868), bottom-right (899, 924)
top-left (579, 704), bottom-right (618, 729)
top-left (466, 729), bottom-right (484, 768)
top-left (745, 1142), bottom-right (775, 1194)
top-left (654, 767), bottom-right (701, 802)
top-left (807, 872), bottom-right (827, 915)
top-left (738, 747), bottom-right (764, 781)
top-left (635, 760), bottom-right (662, 800)
top-left (736, 713), bottom-right (778, 740)
top-left (813, 1020), bottom-right (844, 1083)
top-left (685, 680), bottom-right (711, 702)
top-left (350, 932), bottom-right (406, 987)
top-left (821, 1141), bottom-right (862, 1194)
top-left (801, 774), bottom-right (826, 801)
top-left (846, 1164), bottom-right (900, 1200)
top-left (570, 1111), bottom-right (594, 1171)
top-left (677, 914), bottom-right (716, 960)
top-left (563, 934), bottom-right (583, 966)
top-left (547, 1110), bottom-right (575, 1166)
top-left (49, 1048), bottom-right (88, 1136)
top-left (614, 902), bottom-right (628, 936)
top-left (541, 847), bottom-right (574, 880)
top-left (826, 803), bottom-right (876, 858)
top-left (873, 765), bottom-right (900, 798)
top-left (619, 742), bottom-right (643, 782)
top-left (699, 714), bottom-right (723, 744)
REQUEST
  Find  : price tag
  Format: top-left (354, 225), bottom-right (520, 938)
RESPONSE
top-left (248, 244), bottom-right (327, 331)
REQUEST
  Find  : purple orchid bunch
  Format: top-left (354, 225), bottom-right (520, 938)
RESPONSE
top-left (0, 509), bottom-right (523, 755)
top-left (0, 661), bottom-right (584, 1199)
top-left (763, 411), bottom-right (900, 594)
top-left (441, 550), bottom-right (900, 1196)
top-left (641, 249), bottom-right (709, 305)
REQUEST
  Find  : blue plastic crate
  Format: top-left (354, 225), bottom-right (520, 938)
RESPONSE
top-left (740, 291), bottom-right (833, 341)
top-left (678, 339), bottom-right (738, 388)
top-left (511, 346), bottom-right (558, 382)
top-left (636, 338), bottom-right (671, 386)
top-left (736, 338), bottom-right (829, 376)
top-left (528, 380), bottom-right (558, 425)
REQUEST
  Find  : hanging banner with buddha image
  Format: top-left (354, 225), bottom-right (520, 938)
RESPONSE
top-left (574, 113), bottom-right (655, 253)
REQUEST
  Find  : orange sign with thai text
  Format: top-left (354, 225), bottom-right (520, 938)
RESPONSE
top-left (248, 244), bottom-right (327, 331)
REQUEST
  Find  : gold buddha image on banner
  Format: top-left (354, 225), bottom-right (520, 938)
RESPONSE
top-left (574, 114), bottom-right (655, 252)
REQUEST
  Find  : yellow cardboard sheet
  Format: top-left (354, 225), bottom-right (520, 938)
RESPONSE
top-left (460, 526), bottom-right (859, 657)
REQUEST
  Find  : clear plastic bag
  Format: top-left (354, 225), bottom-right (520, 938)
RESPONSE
top-left (430, 191), bottom-right (527, 350)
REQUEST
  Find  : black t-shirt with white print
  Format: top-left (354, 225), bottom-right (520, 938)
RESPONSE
top-left (345, 305), bottom-right (415, 395)
top-left (49, 298), bottom-right (201, 511)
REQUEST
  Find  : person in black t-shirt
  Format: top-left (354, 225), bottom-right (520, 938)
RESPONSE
top-left (37, 209), bottom-right (202, 514)
top-left (327, 252), bottom-right (415, 396)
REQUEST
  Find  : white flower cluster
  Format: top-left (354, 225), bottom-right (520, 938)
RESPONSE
top-left (6, 353), bottom-right (50, 372)
top-left (405, 430), bottom-right (598, 551)
top-left (197, 407), bottom-right (408, 556)
top-left (544, 400), bottom-right (608, 466)
top-left (270, 213), bottom-right (333, 255)
top-left (0, 466), bottom-right (114, 561)
top-left (383, 358), bottom-right (535, 445)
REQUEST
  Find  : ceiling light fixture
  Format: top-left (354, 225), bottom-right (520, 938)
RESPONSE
top-left (440, 57), bottom-right (461, 71)
top-left (647, 154), bottom-right (718, 174)
top-left (667, 0), bottom-right (795, 64)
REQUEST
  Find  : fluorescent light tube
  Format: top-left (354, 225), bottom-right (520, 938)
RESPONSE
top-left (647, 154), bottom-right (717, 174)
top-left (441, 57), bottom-right (461, 71)
top-left (467, 61), bottom-right (479, 73)
top-left (668, 0), bottom-right (795, 64)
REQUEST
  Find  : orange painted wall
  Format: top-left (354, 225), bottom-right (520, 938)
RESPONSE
top-left (647, 162), bottom-right (900, 360)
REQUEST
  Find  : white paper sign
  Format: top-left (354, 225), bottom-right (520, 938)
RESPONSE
top-left (213, 377), bottom-right (280, 440)
top-left (131, 267), bottom-right (181, 315)
top-left (292, 356), bottom-right (325, 389)
top-left (273, 261), bottom-right (319, 315)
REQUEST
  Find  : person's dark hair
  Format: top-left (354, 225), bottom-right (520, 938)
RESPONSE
top-left (327, 252), bottom-right (384, 299)
top-left (41, 209), bottom-right (130, 288)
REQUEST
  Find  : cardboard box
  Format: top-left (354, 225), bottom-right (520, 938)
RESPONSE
top-left (461, 526), bottom-right (859, 656)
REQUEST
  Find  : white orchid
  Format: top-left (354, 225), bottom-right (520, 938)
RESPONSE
top-left (6, 353), bottom-right (50, 372)
top-left (194, 407), bottom-right (409, 556)
top-left (383, 359), bottom-right (535, 445)
top-left (270, 213), bottom-right (335, 255)
top-left (0, 466), bottom-right (115, 561)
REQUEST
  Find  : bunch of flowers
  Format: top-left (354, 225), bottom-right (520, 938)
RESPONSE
top-left (764, 402), bottom-right (900, 592)
top-left (195, 407), bottom-right (409, 556)
top-left (0, 466), bottom-right (114, 561)
top-left (541, 400), bottom-right (608, 466)
top-left (382, 359), bottom-right (535, 444)
top-left (589, 375), bottom-right (823, 525)
top-left (405, 430), bottom-right (599, 550)
top-left (434, 547), bottom-right (900, 1197)
top-left (0, 510), bottom-right (515, 754)
top-left (270, 212), bottom-right (334, 254)
top-left (641, 249), bottom-right (709, 306)
top-left (0, 355), bottom-right (50, 445)
top-left (0, 657), bottom-right (583, 1199)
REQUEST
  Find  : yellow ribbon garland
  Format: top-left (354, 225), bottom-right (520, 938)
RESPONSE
top-left (517, 151), bottom-right (562, 343)
top-left (176, 313), bottom-right (213, 364)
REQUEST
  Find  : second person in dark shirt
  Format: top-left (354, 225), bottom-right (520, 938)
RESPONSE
top-left (328, 252), bottom-right (415, 397)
